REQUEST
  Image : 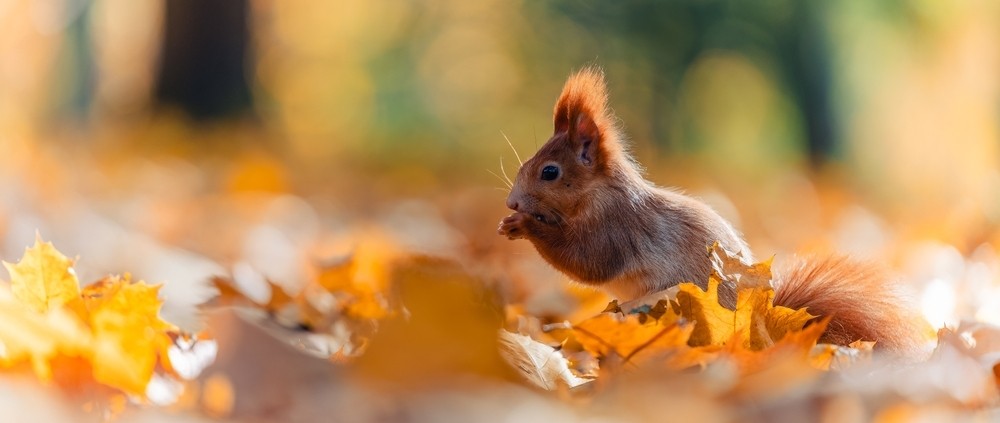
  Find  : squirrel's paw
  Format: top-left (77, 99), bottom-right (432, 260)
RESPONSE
top-left (498, 213), bottom-right (530, 240)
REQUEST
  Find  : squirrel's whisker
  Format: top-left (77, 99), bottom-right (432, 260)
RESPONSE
top-left (501, 130), bottom-right (523, 167)
top-left (486, 169), bottom-right (512, 189)
top-left (499, 157), bottom-right (515, 187)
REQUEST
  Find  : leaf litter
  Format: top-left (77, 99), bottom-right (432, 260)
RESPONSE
top-left (0, 235), bottom-right (998, 421)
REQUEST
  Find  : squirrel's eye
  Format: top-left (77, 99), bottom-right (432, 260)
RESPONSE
top-left (541, 165), bottom-right (560, 181)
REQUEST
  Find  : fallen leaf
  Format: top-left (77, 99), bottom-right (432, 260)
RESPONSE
top-left (208, 276), bottom-right (295, 314)
top-left (352, 257), bottom-right (514, 386)
top-left (86, 276), bottom-right (176, 395)
top-left (263, 281), bottom-right (295, 313)
top-left (994, 363), bottom-right (999, 391)
top-left (572, 313), bottom-right (692, 367)
top-left (498, 330), bottom-right (589, 390)
top-left (4, 237), bottom-right (80, 313)
top-left (0, 239), bottom-right (212, 401)
top-left (0, 286), bottom-right (91, 380)
top-left (314, 255), bottom-right (355, 293)
top-left (208, 276), bottom-right (253, 308)
top-left (809, 339), bottom-right (874, 371)
top-left (708, 242), bottom-right (773, 290)
top-left (671, 279), bottom-right (735, 347)
top-left (601, 300), bottom-right (621, 314)
top-left (924, 327), bottom-right (1000, 406)
top-left (733, 286), bottom-right (814, 350)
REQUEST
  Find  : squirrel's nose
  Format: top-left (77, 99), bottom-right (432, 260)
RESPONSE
top-left (506, 198), bottom-right (519, 211)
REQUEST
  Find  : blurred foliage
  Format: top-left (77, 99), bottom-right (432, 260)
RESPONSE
top-left (0, 0), bottom-right (997, 324)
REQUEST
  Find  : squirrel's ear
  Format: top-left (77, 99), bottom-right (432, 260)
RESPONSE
top-left (553, 102), bottom-right (601, 166)
top-left (571, 113), bottom-right (600, 166)
top-left (553, 67), bottom-right (614, 167)
top-left (554, 105), bottom-right (571, 134)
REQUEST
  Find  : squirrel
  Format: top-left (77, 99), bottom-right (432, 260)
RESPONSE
top-left (497, 67), bottom-right (928, 358)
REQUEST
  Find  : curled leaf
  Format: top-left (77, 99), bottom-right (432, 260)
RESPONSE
top-left (708, 241), bottom-right (773, 290)
top-left (498, 330), bottom-right (589, 390)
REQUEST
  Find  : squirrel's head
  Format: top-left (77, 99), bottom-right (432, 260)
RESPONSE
top-left (506, 67), bottom-right (630, 224)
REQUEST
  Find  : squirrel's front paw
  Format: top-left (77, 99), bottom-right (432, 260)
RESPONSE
top-left (498, 213), bottom-right (531, 240)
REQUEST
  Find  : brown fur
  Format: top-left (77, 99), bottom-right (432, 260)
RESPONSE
top-left (498, 67), bottom-right (928, 358)
top-left (773, 256), bottom-right (929, 357)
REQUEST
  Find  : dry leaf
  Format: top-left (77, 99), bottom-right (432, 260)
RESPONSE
top-left (671, 279), bottom-right (735, 347)
top-left (498, 330), bottom-right (589, 390)
top-left (0, 286), bottom-right (91, 380)
top-left (726, 317), bottom-right (831, 401)
top-left (87, 276), bottom-right (175, 395)
top-left (0, 238), bottom-right (211, 399)
top-left (314, 255), bottom-right (355, 293)
top-left (572, 313), bottom-right (692, 366)
top-left (708, 241), bottom-right (773, 290)
top-left (352, 257), bottom-right (514, 386)
top-left (265, 282), bottom-right (295, 313)
top-left (733, 286), bottom-right (814, 350)
top-left (619, 285), bottom-right (681, 314)
top-left (205, 250), bottom-right (397, 361)
top-left (207, 276), bottom-right (252, 309)
top-left (994, 363), bottom-right (999, 391)
top-left (208, 276), bottom-right (294, 314)
top-left (925, 327), bottom-right (1000, 406)
top-left (809, 339), bottom-right (874, 371)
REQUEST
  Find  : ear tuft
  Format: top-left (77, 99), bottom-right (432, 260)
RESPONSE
top-left (552, 66), bottom-right (621, 167)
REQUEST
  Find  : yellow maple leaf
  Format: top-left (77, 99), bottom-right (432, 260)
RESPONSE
top-left (0, 285), bottom-right (91, 380)
top-left (85, 276), bottom-right (175, 395)
top-left (672, 279), bottom-right (735, 347)
top-left (670, 277), bottom-right (813, 351)
top-left (0, 239), bottom-right (206, 400)
top-left (733, 286), bottom-right (815, 351)
top-left (3, 237), bottom-right (80, 313)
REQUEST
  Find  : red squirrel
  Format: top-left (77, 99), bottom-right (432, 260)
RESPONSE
top-left (497, 67), bottom-right (928, 358)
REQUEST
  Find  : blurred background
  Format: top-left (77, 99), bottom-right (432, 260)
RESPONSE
top-left (0, 0), bottom-right (998, 330)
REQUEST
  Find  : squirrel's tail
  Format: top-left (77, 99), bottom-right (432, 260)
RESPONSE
top-left (772, 255), bottom-right (932, 360)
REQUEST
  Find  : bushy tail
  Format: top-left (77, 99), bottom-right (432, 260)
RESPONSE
top-left (772, 255), bottom-right (931, 360)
